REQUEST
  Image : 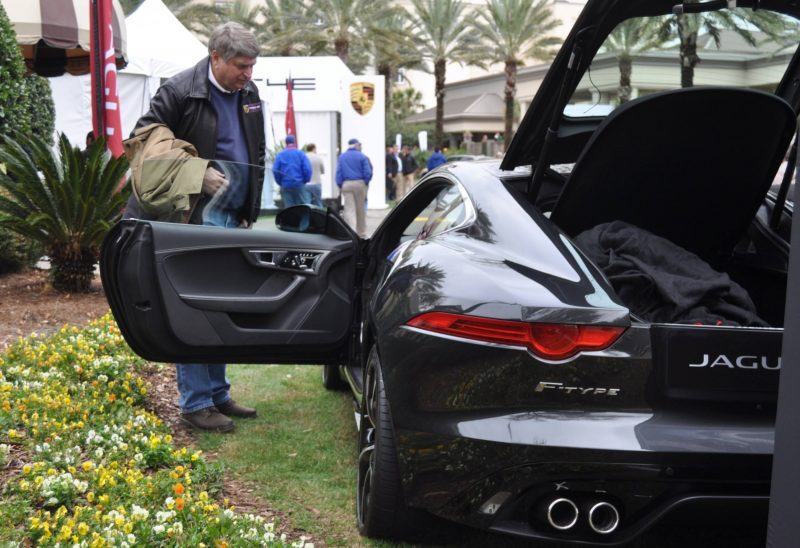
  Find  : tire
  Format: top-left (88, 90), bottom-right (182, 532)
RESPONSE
top-left (321, 364), bottom-right (347, 391)
top-left (356, 346), bottom-right (426, 540)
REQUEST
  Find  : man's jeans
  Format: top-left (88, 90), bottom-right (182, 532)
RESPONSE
top-left (281, 186), bottom-right (308, 208)
top-left (175, 207), bottom-right (239, 413)
top-left (306, 183), bottom-right (323, 207)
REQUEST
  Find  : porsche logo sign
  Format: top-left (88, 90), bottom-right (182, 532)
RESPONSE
top-left (350, 82), bottom-right (375, 115)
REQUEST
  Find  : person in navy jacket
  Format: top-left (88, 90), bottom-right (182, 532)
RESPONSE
top-left (335, 138), bottom-right (372, 237)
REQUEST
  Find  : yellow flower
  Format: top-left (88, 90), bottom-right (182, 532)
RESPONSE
top-left (82, 461), bottom-right (93, 472)
top-left (77, 522), bottom-right (89, 536)
top-left (22, 464), bottom-right (32, 475)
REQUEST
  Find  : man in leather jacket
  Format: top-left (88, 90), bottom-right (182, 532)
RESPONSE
top-left (125, 22), bottom-right (265, 432)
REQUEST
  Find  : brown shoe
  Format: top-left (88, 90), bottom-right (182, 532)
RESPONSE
top-left (216, 399), bottom-right (257, 418)
top-left (180, 407), bottom-right (235, 432)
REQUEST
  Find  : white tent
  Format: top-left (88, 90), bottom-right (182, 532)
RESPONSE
top-left (49, 0), bottom-right (206, 146)
top-left (123, 0), bottom-right (206, 78)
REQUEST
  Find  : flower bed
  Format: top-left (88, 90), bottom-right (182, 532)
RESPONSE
top-left (0, 314), bottom-right (309, 547)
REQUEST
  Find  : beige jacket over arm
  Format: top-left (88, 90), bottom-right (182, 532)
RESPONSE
top-left (123, 123), bottom-right (209, 223)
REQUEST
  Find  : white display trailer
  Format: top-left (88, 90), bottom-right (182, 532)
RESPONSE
top-left (253, 57), bottom-right (386, 209)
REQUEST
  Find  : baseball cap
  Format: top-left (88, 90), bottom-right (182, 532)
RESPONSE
top-left (348, 138), bottom-right (361, 145)
top-left (285, 134), bottom-right (295, 144)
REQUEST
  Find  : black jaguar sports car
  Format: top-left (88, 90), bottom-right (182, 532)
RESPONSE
top-left (102, 0), bottom-right (799, 544)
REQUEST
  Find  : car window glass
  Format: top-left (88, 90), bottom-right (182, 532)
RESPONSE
top-left (414, 185), bottom-right (467, 240)
top-left (564, 11), bottom-right (800, 118)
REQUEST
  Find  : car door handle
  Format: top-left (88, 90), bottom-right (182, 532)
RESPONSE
top-left (178, 275), bottom-right (304, 313)
top-left (247, 249), bottom-right (325, 273)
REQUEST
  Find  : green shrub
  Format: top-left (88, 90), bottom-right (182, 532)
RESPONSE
top-left (23, 75), bottom-right (55, 145)
top-left (0, 133), bottom-right (130, 292)
top-left (0, 4), bottom-right (31, 138)
top-left (0, 226), bottom-right (42, 274)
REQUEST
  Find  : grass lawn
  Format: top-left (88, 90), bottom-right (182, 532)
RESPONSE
top-left (195, 364), bottom-right (367, 546)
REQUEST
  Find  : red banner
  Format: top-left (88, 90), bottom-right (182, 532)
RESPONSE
top-left (285, 77), bottom-right (297, 141)
top-left (90, 0), bottom-right (123, 157)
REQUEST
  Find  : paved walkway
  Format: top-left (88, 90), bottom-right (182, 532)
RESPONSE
top-left (365, 206), bottom-right (390, 236)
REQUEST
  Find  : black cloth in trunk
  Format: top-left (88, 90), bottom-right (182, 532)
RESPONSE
top-left (575, 221), bottom-right (768, 327)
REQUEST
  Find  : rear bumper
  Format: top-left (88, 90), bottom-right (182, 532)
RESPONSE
top-left (395, 412), bottom-right (773, 544)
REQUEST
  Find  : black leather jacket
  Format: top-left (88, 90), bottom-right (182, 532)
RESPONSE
top-left (134, 57), bottom-right (266, 224)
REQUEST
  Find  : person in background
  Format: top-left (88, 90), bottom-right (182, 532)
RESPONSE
top-left (427, 147), bottom-right (447, 171)
top-left (398, 144), bottom-right (418, 199)
top-left (81, 131), bottom-right (96, 160)
top-left (124, 22), bottom-right (265, 433)
top-left (304, 143), bottom-right (324, 207)
top-left (273, 134), bottom-right (312, 208)
top-left (335, 138), bottom-right (372, 238)
top-left (385, 144), bottom-right (398, 201)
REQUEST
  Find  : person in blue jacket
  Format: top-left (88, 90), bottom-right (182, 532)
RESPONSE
top-left (335, 138), bottom-right (372, 237)
top-left (273, 134), bottom-right (312, 207)
top-left (427, 147), bottom-right (447, 171)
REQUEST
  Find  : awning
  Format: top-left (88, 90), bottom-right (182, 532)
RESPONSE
top-left (1, 0), bottom-right (127, 77)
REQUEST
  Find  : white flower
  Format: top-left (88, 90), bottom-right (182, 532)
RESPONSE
top-left (172, 522), bottom-right (183, 534)
top-left (153, 525), bottom-right (165, 534)
top-left (131, 505), bottom-right (149, 521)
top-left (156, 511), bottom-right (175, 523)
top-left (127, 534), bottom-right (136, 544)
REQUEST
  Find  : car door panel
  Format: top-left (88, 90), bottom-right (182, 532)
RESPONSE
top-left (101, 220), bottom-right (356, 364)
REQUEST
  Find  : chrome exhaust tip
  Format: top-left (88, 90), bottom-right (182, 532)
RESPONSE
top-left (546, 497), bottom-right (579, 530)
top-left (588, 501), bottom-right (620, 534)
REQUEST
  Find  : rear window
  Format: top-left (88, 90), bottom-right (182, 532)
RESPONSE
top-left (564, 11), bottom-right (800, 118)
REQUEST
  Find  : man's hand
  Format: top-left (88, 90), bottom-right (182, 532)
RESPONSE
top-left (202, 167), bottom-right (229, 195)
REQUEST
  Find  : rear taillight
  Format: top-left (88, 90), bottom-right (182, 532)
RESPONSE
top-left (406, 312), bottom-right (625, 360)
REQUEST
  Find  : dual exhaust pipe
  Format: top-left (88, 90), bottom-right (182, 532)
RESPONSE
top-left (545, 497), bottom-right (620, 534)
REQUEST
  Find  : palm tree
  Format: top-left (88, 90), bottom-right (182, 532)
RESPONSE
top-left (660, 5), bottom-right (787, 87)
top-left (602, 17), bottom-right (669, 103)
top-left (164, 0), bottom-right (219, 39)
top-left (224, 0), bottom-right (262, 31)
top-left (0, 134), bottom-right (130, 293)
top-left (373, 8), bottom-right (424, 111)
top-left (473, 0), bottom-right (561, 148)
top-left (304, 0), bottom-right (399, 71)
top-left (261, 0), bottom-right (318, 56)
top-left (409, 0), bottom-right (486, 148)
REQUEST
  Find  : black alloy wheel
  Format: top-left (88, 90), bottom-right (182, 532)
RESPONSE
top-left (356, 346), bottom-right (422, 539)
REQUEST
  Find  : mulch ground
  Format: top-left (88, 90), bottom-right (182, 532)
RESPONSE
top-left (0, 269), bottom-right (320, 545)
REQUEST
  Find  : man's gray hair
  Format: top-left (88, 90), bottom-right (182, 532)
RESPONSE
top-left (208, 22), bottom-right (259, 60)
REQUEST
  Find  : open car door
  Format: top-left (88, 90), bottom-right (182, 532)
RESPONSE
top-left (101, 200), bottom-right (358, 365)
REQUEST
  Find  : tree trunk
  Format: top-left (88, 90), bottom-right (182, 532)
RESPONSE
top-left (503, 60), bottom-right (517, 151)
top-left (618, 55), bottom-right (632, 103)
top-left (50, 248), bottom-right (96, 293)
top-left (335, 36), bottom-right (349, 64)
top-left (677, 15), bottom-right (698, 88)
top-left (434, 58), bottom-right (446, 149)
top-left (378, 62), bottom-right (393, 114)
